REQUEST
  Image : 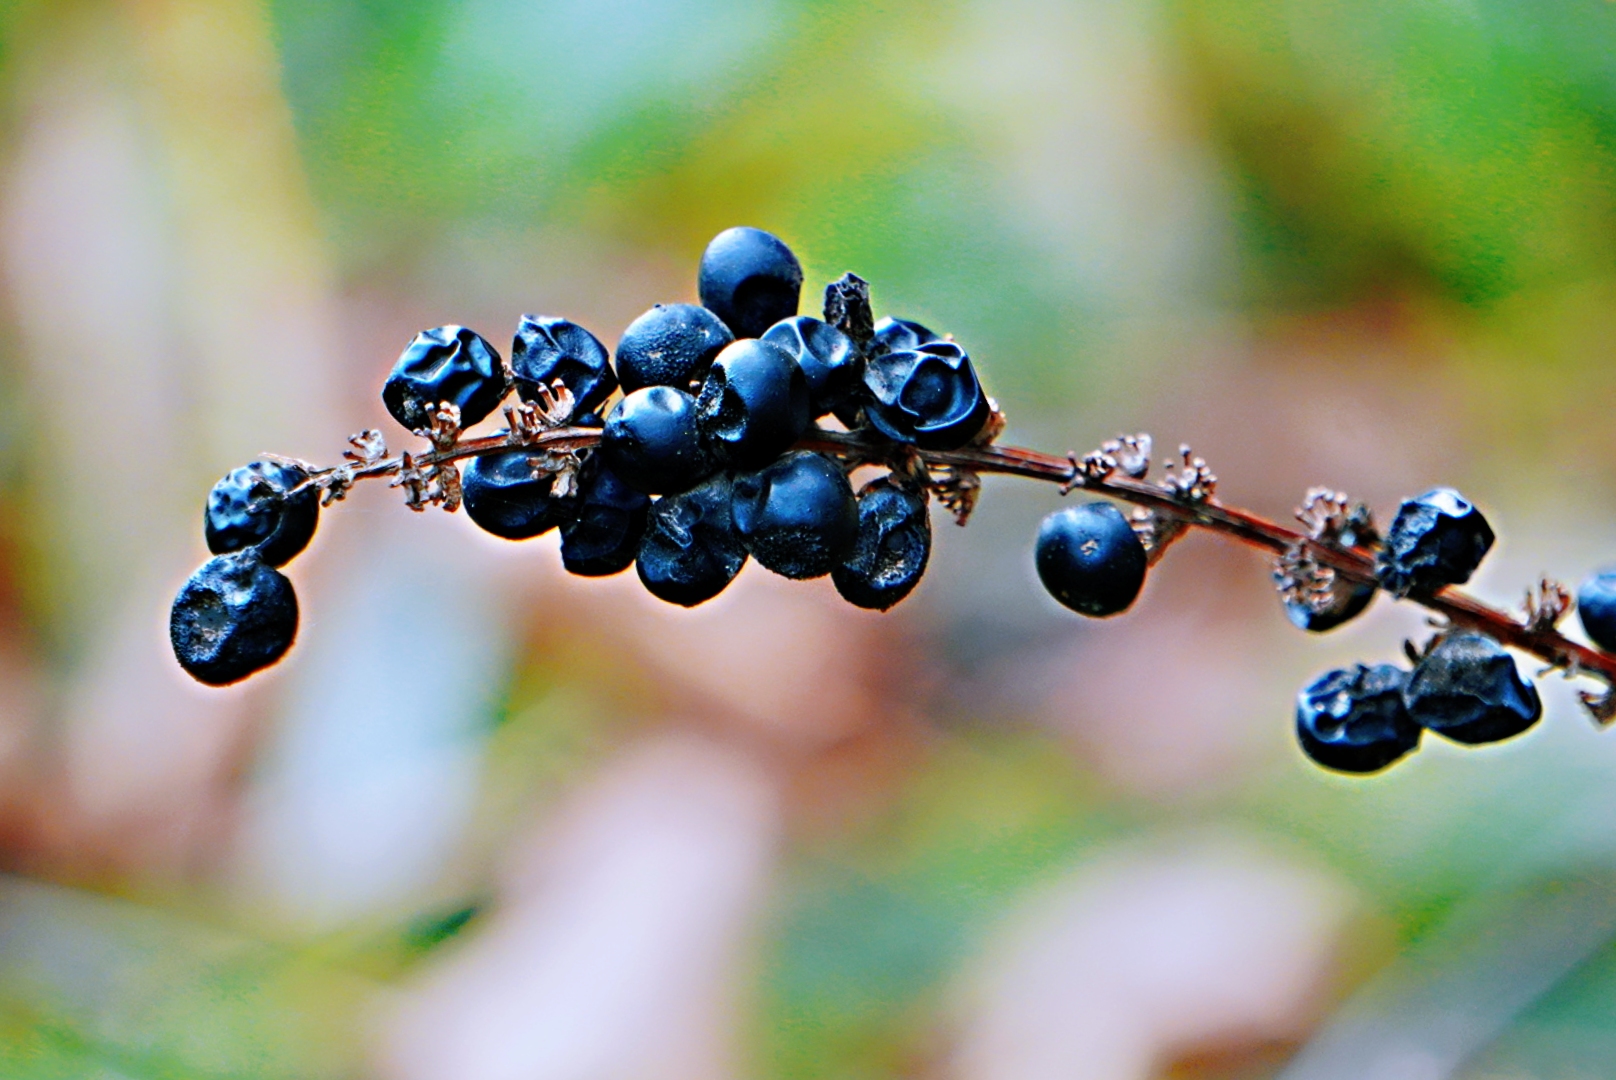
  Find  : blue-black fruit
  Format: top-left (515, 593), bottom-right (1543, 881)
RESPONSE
top-left (761, 316), bottom-right (863, 418)
top-left (870, 316), bottom-right (938, 356)
top-left (1295, 664), bottom-right (1421, 774)
top-left (1404, 632), bottom-right (1541, 745)
top-left (382, 325), bottom-right (507, 432)
top-left (1284, 579), bottom-right (1376, 633)
top-left (462, 447), bottom-right (572, 540)
top-left (636, 473), bottom-right (747, 607)
top-left (1035, 502), bottom-right (1147, 617)
top-left (601, 386), bottom-right (713, 494)
top-left (732, 452), bottom-right (858, 580)
top-left (695, 339), bottom-right (811, 468)
top-left (698, 227), bottom-right (803, 339)
top-left (170, 551), bottom-right (298, 686)
top-left (204, 460), bottom-right (318, 568)
top-left (832, 476), bottom-right (931, 610)
top-left (863, 341), bottom-right (991, 450)
top-left (510, 315), bottom-right (616, 419)
top-left (615, 304), bottom-right (733, 393)
top-left (1376, 488), bottom-right (1494, 596)
top-left (560, 462), bottom-right (651, 577)
top-left (1578, 568), bottom-right (1616, 653)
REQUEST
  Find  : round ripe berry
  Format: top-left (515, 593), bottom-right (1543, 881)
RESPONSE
top-left (1295, 664), bottom-right (1421, 774)
top-left (510, 315), bottom-right (617, 419)
top-left (761, 316), bottom-right (863, 418)
top-left (1577, 568), bottom-right (1616, 653)
top-left (615, 304), bottom-right (733, 393)
top-left (697, 226), bottom-right (803, 339)
top-left (863, 341), bottom-right (991, 451)
top-left (1035, 502), bottom-right (1147, 617)
top-left (870, 316), bottom-right (938, 355)
top-left (601, 386), bottom-right (714, 494)
top-left (636, 473), bottom-right (747, 606)
top-left (462, 447), bottom-right (573, 540)
top-left (731, 451), bottom-right (858, 580)
top-left (204, 460), bottom-right (319, 568)
top-left (695, 339), bottom-right (811, 468)
top-left (382, 325), bottom-right (507, 432)
top-left (170, 551), bottom-right (299, 686)
top-left (1284, 579), bottom-right (1376, 633)
top-left (1403, 632), bottom-right (1541, 745)
top-left (1375, 488), bottom-right (1495, 596)
top-left (560, 462), bottom-right (651, 577)
top-left (832, 476), bottom-right (931, 610)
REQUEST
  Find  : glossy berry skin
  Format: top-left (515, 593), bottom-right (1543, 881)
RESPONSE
top-left (204, 460), bottom-right (318, 568)
top-left (1375, 488), bottom-right (1495, 596)
top-left (870, 316), bottom-right (938, 355)
top-left (1404, 632), bottom-right (1541, 745)
top-left (1295, 664), bottom-right (1421, 774)
top-left (510, 315), bottom-right (617, 419)
top-left (382, 325), bottom-right (507, 432)
top-left (761, 316), bottom-right (863, 418)
top-left (615, 304), bottom-right (733, 393)
top-left (601, 386), bottom-right (713, 494)
top-left (832, 476), bottom-right (931, 610)
top-left (863, 341), bottom-right (991, 450)
top-left (636, 472), bottom-right (747, 606)
top-left (560, 462), bottom-right (651, 577)
top-left (1577, 568), bottom-right (1616, 653)
top-left (698, 227), bottom-right (803, 339)
top-left (1035, 502), bottom-right (1147, 617)
top-left (696, 339), bottom-right (811, 468)
top-left (1284, 579), bottom-right (1376, 633)
top-left (170, 551), bottom-right (298, 686)
top-left (732, 452), bottom-right (858, 580)
top-left (462, 447), bottom-right (572, 540)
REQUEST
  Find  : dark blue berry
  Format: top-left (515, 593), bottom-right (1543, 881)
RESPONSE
top-left (695, 339), bottom-right (811, 468)
top-left (1578, 568), bottom-right (1616, 653)
top-left (1296, 664), bottom-right (1421, 774)
top-left (1375, 488), bottom-right (1495, 596)
top-left (1284, 579), bottom-right (1376, 633)
top-left (1035, 502), bottom-right (1147, 617)
top-left (1403, 632), bottom-right (1541, 745)
top-left (731, 452), bottom-right (857, 580)
top-left (832, 476), bottom-right (931, 610)
top-left (636, 473), bottom-right (747, 607)
top-left (170, 551), bottom-right (298, 686)
top-left (510, 315), bottom-right (616, 419)
top-left (863, 341), bottom-right (991, 450)
top-left (761, 316), bottom-right (863, 418)
top-left (462, 447), bottom-right (573, 540)
top-left (382, 326), bottom-right (507, 432)
top-left (204, 460), bottom-right (318, 568)
top-left (870, 316), bottom-right (938, 355)
top-left (601, 386), bottom-right (714, 494)
top-left (698, 227), bottom-right (803, 339)
top-left (615, 304), bottom-right (733, 393)
top-left (560, 462), bottom-right (651, 577)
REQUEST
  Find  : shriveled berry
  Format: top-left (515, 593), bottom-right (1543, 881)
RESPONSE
top-left (832, 476), bottom-right (931, 610)
top-left (863, 341), bottom-right (991, 450)
top-left (510, 315), bottom-right (616, 419)
top-left (761, 316), bottom-right (862, 417)
top-left (1296, 664), bottom-right (1421, 774)
top-left (1577, 568), bottom-right (1616, 653)
top-left (698, 227), bottom-right (803, 339)
top-left (1375, 488), bottom-right (1495, 596)
top-left (732, 452), bottom-right (857, 580)
top-left (462, 447), bottom-right (572, 540)
top-left (615, 304), bottom-right (733, 392)
top-left (1035, 502), bottom-right (1147, 617)
top-left (382, 325), bottom-right (507, 432)
top-left (560, 462), bottom-right (651, 577)
top-left (695, 339), bottom-right (811, 468)
top-left (601, 386), bottom-right (713, 494)
top-left (1404, 632), bottom-right (1541, 745)
top-left (1284, 579), bottom-right (1376, 633)
top-left (636, 473), bottom-right (747, 606)
top-left (204, 460), bottom-right (318, 568)
top-left (170, 551), bottom-right (298, 686)
top-left (870, 316), bottom-right (938, 355)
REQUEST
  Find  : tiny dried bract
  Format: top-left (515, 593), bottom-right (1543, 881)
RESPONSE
top-left (1160, 444), bottom-right (1216, 503)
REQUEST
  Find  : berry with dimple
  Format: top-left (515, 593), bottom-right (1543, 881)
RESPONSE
top-left (615, 304), bottom-right (733, 392)
top-left (1284, 579), bottom-right (1376, 633)
top-left (1578, 568), bottom-right (1616, 653)
top-left (761, 316), bottom-right (862, 418)
top-left (382, 325), bottom-right (507, 432)
top-left (601, 386), bottom-right (713, 494)
top-left (863, 340), bottom-right (991, 450)
top-left (698, 227), bottom-right (803, 339)
top-left (510, 315), bottom-right (616, 419)
top-left (636, 472), bottom-right (747, 606)
top-left (1295, 664), bottom-right (1421, 774)
top-left (732, 451), bottom-right (857, 580)
top-left (870, 316), bottom-right (938, 355)
top-left (560, 462), bottom-right (651, 577)
top-left (170, 551), bottom-right (299, 686)
top-left (204, 460), bottom-right (319, 568)
top-left (1403, 632), bottom-right (1541, 745)
top-left (1375, 488), bottom-right (1494, 596)
top-left (695, 339), bottom-right (811, 468)
top-left (832, 476), bottom-right (931, 610)
top-left (462, 446), bottom-right (572, 540)
top-left (1035, 502), bottom-right (1147, 617)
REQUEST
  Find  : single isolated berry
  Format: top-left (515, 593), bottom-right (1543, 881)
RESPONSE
top-left (1284, 579), bottom-right (1376, 633)
top-left (1295, 664), bottom-right (1422, 774)
top-left (698, 226), bottom-right (803, 339)
top-left (870, 316), bottom-right (938, 356)
top-left (1035, 502), bottom-right (1148, 617)
top-left (170, 551), bottom-right (299, 686)
top-left (560, 462), bottom-right (651, 577)
top-left (636, 472), bottom-right (748, 607)
top-left (382, 325), bottom-right (507, 432)
top-left (615, 303), bottom-right (733, 393)
top-left (204, 460), bottom-right (319, 568)
top-left (601, 386), bottom-right (713, 494)
top-left (832, 476), bottom-right (931, 610)
top-left (731, 451), bottom-right (858, 580)
top-left (510, 315), bottom-right (617, 419)
top-left (863, 340), bottom-right (991, 450)
top-left (1376, 488), bottom-right (1495, 596)
top-left (461, 447), bottom-right (572, 540)
top-left (1577, 568), bottom-right (1616, 653)
top-left (1403, 632), bottom-right (1541, 745)
top-left (695, 339), bottom-right (811, 468)
top-left (761, 316), bottom-right (863, 418)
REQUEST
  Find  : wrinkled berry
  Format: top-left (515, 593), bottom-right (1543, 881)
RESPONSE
top-left (1376, 488), bottom-right (1495, 596)
top-left (510, 315), bottom-right (616, 419)
top-left (864, 341), bottom-right (991, 450)
top-left (382, 325), bottom-right (507, 432)
top-left (636, 473), bottom-right (747, 606)
top-left (1284, 579), bottom-right (1376, 633)
top-left (732, 452), bottom-right (857, 580)
top-left (601, 386), bottom-right (713, 494)
top-left (696, 339), bottom-right (811, 468)
top-left (204, 460), bottom-right (318, 568)
top-left (832, 476), bottom-right (931, 610)
top-left (698, 227), bottom-right (803, 339)
top-left (1035, 502), bottom-right (1147, 617)
top-left (1295, 664), bottom-right (1421, 774)
top-left (1404, 632), bottom-right (1541, 745)
top-left (170, 551), bottom-right (298, 686)
top-left (462, 447), bottom-right (572, 540)
top-left (560, 462), bottom-right (651, 577)
top-left (1578, 568), bottom-right (1616, 653)
top-left (870, 316), bottom-right (938, 355)
top-left (615, 304), bottom-right (733, 393)
top-left (761, 316), bottom-right (863, 418)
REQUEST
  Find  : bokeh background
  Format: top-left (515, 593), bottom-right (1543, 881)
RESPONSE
top-left (5, 1), bottom-right (1616, 1077)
